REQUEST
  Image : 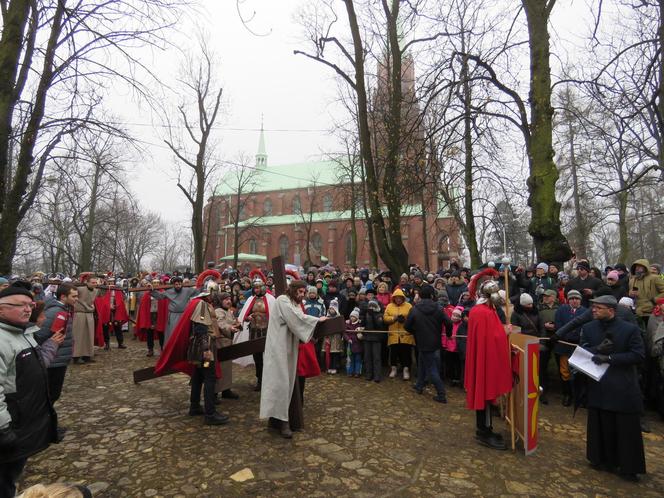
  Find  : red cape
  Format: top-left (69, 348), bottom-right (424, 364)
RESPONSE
top-left (94, 290), bottom-right (129, 348)
top-left (135, 292), bottom-right (168, 341)
top-left (296, 303), bottom-right (320, 377)
top-left (464, 303), bottom-right (512, 410)
top-left (154, 298), bottom-right (221, 378)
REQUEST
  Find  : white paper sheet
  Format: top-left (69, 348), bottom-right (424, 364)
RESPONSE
top-left (568, 346), bottom-right (609, 382)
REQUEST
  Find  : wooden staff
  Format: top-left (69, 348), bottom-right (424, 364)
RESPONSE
top-left (501, 258), bottom-right (516, 451)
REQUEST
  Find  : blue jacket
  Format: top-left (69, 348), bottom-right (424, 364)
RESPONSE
top-left (34, 300), bottom-right (74, 368)
top-left (580, 317), bottom-right (644, 413)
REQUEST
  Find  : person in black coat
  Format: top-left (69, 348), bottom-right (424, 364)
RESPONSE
top-left (576, 295), bottom-right (646, 481)
top-left (362, 300), bottom-right (385, 382)
top-left (564, 261), bottom-right (609, 308)
top-left (405, 286), bottom-right (452, 403)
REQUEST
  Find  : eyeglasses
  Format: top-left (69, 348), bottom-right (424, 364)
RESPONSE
top-left (0, 302), bottom-right (36, 310)
top-left (568, 297), bottom-right (581, 300)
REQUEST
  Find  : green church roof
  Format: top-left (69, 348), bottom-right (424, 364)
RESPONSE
top-left (215, 158), bottom-right (353, 196)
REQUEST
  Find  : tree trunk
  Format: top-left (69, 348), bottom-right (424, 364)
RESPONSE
top-left (0, 0), bottom-right (32, 209)
top-left (343, 0), bottom-right (408, 277)
top-left (461, 52), bottom-right (481, 268)
top-left (522, 0), bottom-right (572, 263)
top-left (566, 103), bottom-right (588, 259)
top-left (348, 176), bottom-right (358, 269)
top-left (617, 187), bottom-right (629, 264)
top-left (0, 1), bottom-right (65, 274)
top-left (78, 157), bottom-right (102, 272)
top-left (420, 196), bottom-right (430, 271)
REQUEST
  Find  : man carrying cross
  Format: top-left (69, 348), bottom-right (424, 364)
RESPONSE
top-left (259, 280), bottom-right (326, 439)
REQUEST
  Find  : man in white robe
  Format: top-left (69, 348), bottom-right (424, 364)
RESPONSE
top-left (259, 280), bottom-right (325, 438)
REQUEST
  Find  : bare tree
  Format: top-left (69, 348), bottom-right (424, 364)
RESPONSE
top-left (0, 0), bottom-right (183, 273)
top-left (165, 40), bottom-right (223, 273)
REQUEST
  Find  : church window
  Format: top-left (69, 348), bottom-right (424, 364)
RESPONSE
top-left (293, 195), bottom-right (301, 215)
top-left (312, 232), bottom-right (323, 252)
top-left (264, 198), bottom-right (273, 216)
top-left (323, 194), bottom-right (333, 212)
top-left (345, 232), bottom-right (354, 263)
top-left (249, 238), bottom-right (258, 254)
top-left (279, 235), bottom-right (289, 260)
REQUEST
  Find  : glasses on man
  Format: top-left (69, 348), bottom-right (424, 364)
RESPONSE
top-left (0, 302), bottom-right (36, 310)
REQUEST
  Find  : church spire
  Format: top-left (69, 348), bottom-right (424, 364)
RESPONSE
top-left (256, 115), bottom-right (267, 169)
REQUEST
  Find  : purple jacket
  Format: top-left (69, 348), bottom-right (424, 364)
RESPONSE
top-left (344, 320), bottom-right (364, 353)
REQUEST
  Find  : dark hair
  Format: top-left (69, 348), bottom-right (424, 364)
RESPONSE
top-left (29, 300), bottom-right (45, 322)
top-left (56, 283), bottom-right (76, 300)
top-left (287, 280), bottom-right (307, 303)
top-left (420, 285), bottom-right (434, 299)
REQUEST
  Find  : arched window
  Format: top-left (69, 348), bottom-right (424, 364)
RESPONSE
top-left (263, 198), bottom-right (272, 216)
top-left (312, 232), bottom-right (323, 252)
top-left (279, 235), bottom-right (289, 260)
top-left (323, 194), bottom-right (333, 212)
top-left (248, 238), bottom-right (258, 254)
top-left (345, 232), bottom-right (354, 263)
top-left (292, 195), bottom-right (301, 215)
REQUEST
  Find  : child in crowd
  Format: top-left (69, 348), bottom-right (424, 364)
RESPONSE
top-left (324, 298), bottom-right (344, 374)
top-left (442, 306), bottom-right (464, 386)
top-left (344, 307), bottom-right (364, 377)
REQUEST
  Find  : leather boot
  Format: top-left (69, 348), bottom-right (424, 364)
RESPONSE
top-left (279, 420), bottom-right (293, 439)
top-left (562, 381), bottom-right (572, 407)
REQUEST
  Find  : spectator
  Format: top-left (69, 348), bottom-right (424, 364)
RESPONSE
top-left (384, 288), bottom-right (414, 380)
top-left (628, 259), bottom-right (664, 329)
top-left (0, 283), bottom-right (63, 497)
top-left (406, 286), bottom-right (452, 403)
top-left (565, 261), bottom-right (607, 308)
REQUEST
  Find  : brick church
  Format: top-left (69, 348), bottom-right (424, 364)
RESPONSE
top-left (203, 52), bottom-right (461, 271)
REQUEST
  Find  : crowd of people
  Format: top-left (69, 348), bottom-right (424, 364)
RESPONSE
top-left (0, 255), bottom-right (663, 493)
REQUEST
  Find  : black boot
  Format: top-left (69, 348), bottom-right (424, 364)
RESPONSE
top-left (188, 405), bottom-right (204, 416)
top-left (205, 412), bottom-right (230, 425)
top-left (221, 389), bottom-right (240, 399)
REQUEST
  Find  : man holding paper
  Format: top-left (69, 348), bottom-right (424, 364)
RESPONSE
top-left (579, 295), bottom-right (646, 481)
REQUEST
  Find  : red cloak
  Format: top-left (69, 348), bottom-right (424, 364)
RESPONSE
top-left (94, 290), bottom-right (129, 348)
top-left (296, 303), bottom-right (320, 378)
top-left (135, 292), bottom-right (169, 341)
top-left (154, 298), bottom-right (221, 378)
top-left (464, 303), bottom-right (512, 410)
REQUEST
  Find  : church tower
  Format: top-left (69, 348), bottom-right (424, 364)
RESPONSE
top-left (255, 117), bottom-right (267, 169)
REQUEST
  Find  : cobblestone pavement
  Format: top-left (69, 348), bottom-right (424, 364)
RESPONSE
top-left (19, 340), bottom-right (664, 497)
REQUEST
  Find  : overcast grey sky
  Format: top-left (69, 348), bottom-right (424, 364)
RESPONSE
top-left (123, 0), bottom-right (590, 225)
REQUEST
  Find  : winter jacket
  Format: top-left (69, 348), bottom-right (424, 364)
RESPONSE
top-left (553, 304), bottom-right (587, 355)
top-left (383, 289), bottom-right (414, 346)
top-left (629, 258), bottom-right (664, 316)
top-left (555, 306), bottom-right (637, 345)
top-left (405, 298), bottom-right (452, 352)
top-left (528, 276), bottom-right (557, 302)
top-left (0, 322), bottom-right (58, 463)
top-left (565, 275), bottom-right (608, 309)
top-left (34, 300), bottom-right (74, 368)
top-left (304, 298), bottom-right (325, 318)
top-left (363, 309), bottom-right (385, 342)
top-left (445, 282), bottom-right (468, 306)
top-left (344, 320), bottom-right (363, 354)
top-left (580, 317), bottom-right (644, 413)
top-left (510, 304), bottom-right (539, 336)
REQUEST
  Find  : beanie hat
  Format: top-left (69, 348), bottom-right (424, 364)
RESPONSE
top-left (452, 306), bottom-right (464, 316)
top-left (0, 281), bottom-right (34, 300)
top-left (350, 307), bottom-right (360, 319)
top-left (577, 261), bottom-right (590, 271)
top-left (536, 262), bottom-right (549, 272)
top-left (618, 297), bottom-right (634, 309)
top-left (367, 300), bottom-right (381, 312)
top-left (606, 271), bottom-right (620, 281)
top-left (520, 293), bottom-right (533, 306)
top-left (567, 289), bottom-right (582, 300)
top-left (307, 286), bottom-right (318, 294)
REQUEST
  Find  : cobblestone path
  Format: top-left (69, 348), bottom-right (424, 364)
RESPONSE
top-left (19, 340), bottom-right (664, 497)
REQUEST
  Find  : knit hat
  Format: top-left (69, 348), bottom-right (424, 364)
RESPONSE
top-left (307, 286), bottom-right (318, 294)
top-left (452, 306), bottom-right (464, 316)
top-left (559, 272), bottom-right (569, 281)
top-left (618, 297), bottom-right (634, 309)
top-left (543, 289), bottom-right (557, 297)
top-left (606, 271), bottom-right (620, 281)
top-left (350, 307), bottom-right (360, 319)
top-left (367, 300), bottom-right (381, 312)
top-left (536, 262), bottom-right (549, 272)
top-left (520, 293), bottom-right (533, 306)
top-left (358, 287), bottom-right (367, 295)
top-left (567, 290), bottom-right (582, 300)
top-left (420, 285), bottom-right (434, 299)
top-left (0, 281), bottom-right (34, 300)
top-left (577, 261), bottom-right (590, 271)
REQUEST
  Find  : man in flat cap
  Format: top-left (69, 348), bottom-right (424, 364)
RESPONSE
top-left (578, 295), bottom-right (646, 481)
